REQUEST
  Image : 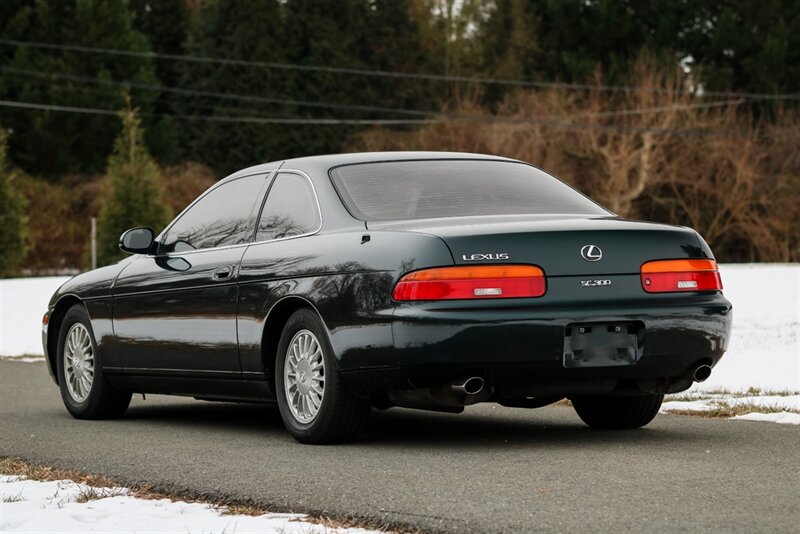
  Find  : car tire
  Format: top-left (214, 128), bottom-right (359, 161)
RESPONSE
top-left (572, 394), bottom-right (664, 429)
top-left (275, 309), bottom-right (370, 444)
top-left (56, 304), bottom-right (132, 419)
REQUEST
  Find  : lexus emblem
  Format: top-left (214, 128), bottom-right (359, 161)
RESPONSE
top-left (580, 245), bottom-right (603, 262)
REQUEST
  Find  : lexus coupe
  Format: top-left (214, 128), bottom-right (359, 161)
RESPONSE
top-left (43, 152), bottom-right (732, 443)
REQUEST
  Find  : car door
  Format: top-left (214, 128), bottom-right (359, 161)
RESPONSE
top-left (237, 171), bottom-right (324, 377)
top-left (112, 173), bottom-right (271, 379)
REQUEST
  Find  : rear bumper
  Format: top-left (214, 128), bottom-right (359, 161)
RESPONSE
top-left (343, 290), bottom-right (732, 397)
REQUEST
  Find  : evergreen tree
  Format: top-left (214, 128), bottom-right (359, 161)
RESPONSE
top-left (357, 0), bottom-right (438, 116)
top-left (130, 0), bottom-right (191, 163)
top-left (0, 125), bottom-right (27, 276)
top-left (96, 103), bottom-right (170, 266)
top-left (478, 0), bottom-right (799, 98)
top-left (0, 0), bottom-right (160, 177)
top-left (130, 0), bottom-right (191, 89)
top-left (678, 0), bottom-right (800, 96)
top-left (480, 0), bottom-right (539, 102)
top-left (279, 0), bottom-right (374, 159)
top-left (177, 0), bottom-right (286, 175)
top-left (178, 0), bottom-right (438, 174)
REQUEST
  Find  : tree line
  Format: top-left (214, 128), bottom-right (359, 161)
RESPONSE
top-left (0, 0), bottom-right (798, 274)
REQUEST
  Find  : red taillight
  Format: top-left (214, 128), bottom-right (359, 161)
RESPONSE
top-left (641, 259), bottom-right (722, 293)
top-left (393, 265), bottom-right (546, 301)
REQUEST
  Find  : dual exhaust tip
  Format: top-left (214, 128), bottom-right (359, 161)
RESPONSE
top-left (693, 364), bottom-right (712, 383)
top-left (451, 367), bottom-right (711, 395)
top-left (452, 376), bottom-right (485, 396)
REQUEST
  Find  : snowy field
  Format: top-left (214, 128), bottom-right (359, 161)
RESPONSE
top-left (0, 475), bottom-right (377, 533)
top-left (697, 264), bottom-right (799, 392)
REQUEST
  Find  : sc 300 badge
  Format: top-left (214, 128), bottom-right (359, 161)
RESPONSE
top-left (580, 279), bottom-right (612, 287)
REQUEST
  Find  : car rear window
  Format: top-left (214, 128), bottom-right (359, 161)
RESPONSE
top-left (329, 159), bottom-right (609, 221)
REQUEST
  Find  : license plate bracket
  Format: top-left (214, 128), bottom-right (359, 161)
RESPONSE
top-left (563, 322), bottom-right (644, 368)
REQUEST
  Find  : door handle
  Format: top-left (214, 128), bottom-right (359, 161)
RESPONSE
top-left (212, 266), bottom-right (233, 281)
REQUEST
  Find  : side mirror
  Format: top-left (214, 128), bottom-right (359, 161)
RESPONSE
top-left (119, 227), bottom-right (156, 255)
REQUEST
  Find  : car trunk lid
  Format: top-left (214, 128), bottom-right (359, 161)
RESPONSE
top-left (368, 215), bottom-right (708, 276)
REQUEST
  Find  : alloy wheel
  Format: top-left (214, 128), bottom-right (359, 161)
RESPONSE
top-left (64, 323), bottom-right (94, 402)
top-left (283, 329), bottom-right (325, 423)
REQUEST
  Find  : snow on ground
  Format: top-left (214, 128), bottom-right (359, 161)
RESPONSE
top-left (730, 412), bottom-right (800, 424)
top-left (0, 276), bottom-right (68, 356)
top-left (698, 264), bottom-right (800, 392)
top-left (660, 394), bottom-right (800, 425)
top-left (0, 475), bottom-right (378, 534)
top-left (663, 393), bottom-right (799, 412)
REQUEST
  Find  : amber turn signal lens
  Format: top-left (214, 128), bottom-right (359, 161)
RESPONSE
top-left (641, 259), bottom-right (722, 293)
top-left (393, 265), bottom-right (546, 301)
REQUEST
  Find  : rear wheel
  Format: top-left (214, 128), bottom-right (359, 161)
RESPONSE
top-left (572, 394), bottom-right (663, 429)
top-left (57, 304), bottom-right (132, 419)
top-left (275, 309), bottom-right (370, 444)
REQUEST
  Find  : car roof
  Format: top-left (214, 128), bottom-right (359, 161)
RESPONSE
top-left (222, 151), bottom-right (521, 182)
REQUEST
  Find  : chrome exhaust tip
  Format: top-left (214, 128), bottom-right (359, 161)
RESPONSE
top-left (452, 376), bottom-right (485, 395)
top-left (693, 364), bottom-right (712, 383)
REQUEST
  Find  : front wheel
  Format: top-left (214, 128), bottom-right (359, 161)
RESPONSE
top-left (56, 304), bottom-right (132, 419)
top-left (572, 394), bottom-right (663, 429)
top-left (275, 309), bottom-right (370, 444)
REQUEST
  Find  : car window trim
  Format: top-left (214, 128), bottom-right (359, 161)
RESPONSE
top-left (153, 171), bottom-right (274, 257)
top-left (250, 169), bottom-right (323, 246)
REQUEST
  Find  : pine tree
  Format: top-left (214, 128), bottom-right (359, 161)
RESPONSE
top-left (0, 125), bottom-right (27, 276)
top-left (177, 0), bottom-right (286, 175)
top-left (480, 0), bottom-right (539, 102)
top-left (130, 0), bottom-right (191, 163)
top-left (96, 103), bottom-right (170, 266)
top-left (0, 0), bottom-right (160, 177)
top-left (279, 0), bottom-right (372, 159)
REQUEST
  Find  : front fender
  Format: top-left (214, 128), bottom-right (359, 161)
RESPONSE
top-left (43, 259), bottom-right (135, 384)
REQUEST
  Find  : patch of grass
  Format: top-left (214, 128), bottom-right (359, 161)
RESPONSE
top-left (2, 489), bottom-right (26, 503)
top-left (669, 388), bottom-right (799, 400)
top-left (664, 400), bottom-right (798, 419)
top-left (0, 458), bottom-right (117, 488)
top-left (217, 503), bottom-right (266, 516)
top-left (74, 485), bottom-right (127, 503)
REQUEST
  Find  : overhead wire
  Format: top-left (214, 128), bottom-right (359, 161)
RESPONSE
top-left (1, 38), bottom-right (799, 100)
top-left (4, 99), bottom-right (798, 139)
top-left (0, 100), bottom-right (434, 125)
top-left (0, 66), bottom-right (765, 123)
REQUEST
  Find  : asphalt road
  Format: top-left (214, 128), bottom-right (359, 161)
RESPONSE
top-left (1, 360), bottom-right (798, 533)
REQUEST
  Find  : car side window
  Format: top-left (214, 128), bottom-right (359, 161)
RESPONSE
top-left (161, 174), bottom-right (266, 253)
top-left (256, 173), bottom-right (320, 241)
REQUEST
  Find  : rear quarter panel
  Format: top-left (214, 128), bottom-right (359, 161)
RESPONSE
top-left (236, 230), bottom-right (454, 375)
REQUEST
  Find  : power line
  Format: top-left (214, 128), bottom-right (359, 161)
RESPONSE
top-left (2, 38), bottom-right (799, 100)
top-left (4, 98), bottom-right (798, 140)
top-left (0, 100), bottom-right (433, 125)
top-left (6, 75), bottom-right (293, 118)
top-left (0, 66), bottom-right (433, 118)
top-left (0, 66), bottom-right (762, 123)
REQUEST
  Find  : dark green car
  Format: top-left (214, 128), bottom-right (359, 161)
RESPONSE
top-left (43, 152), bottom-right (732, 443)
